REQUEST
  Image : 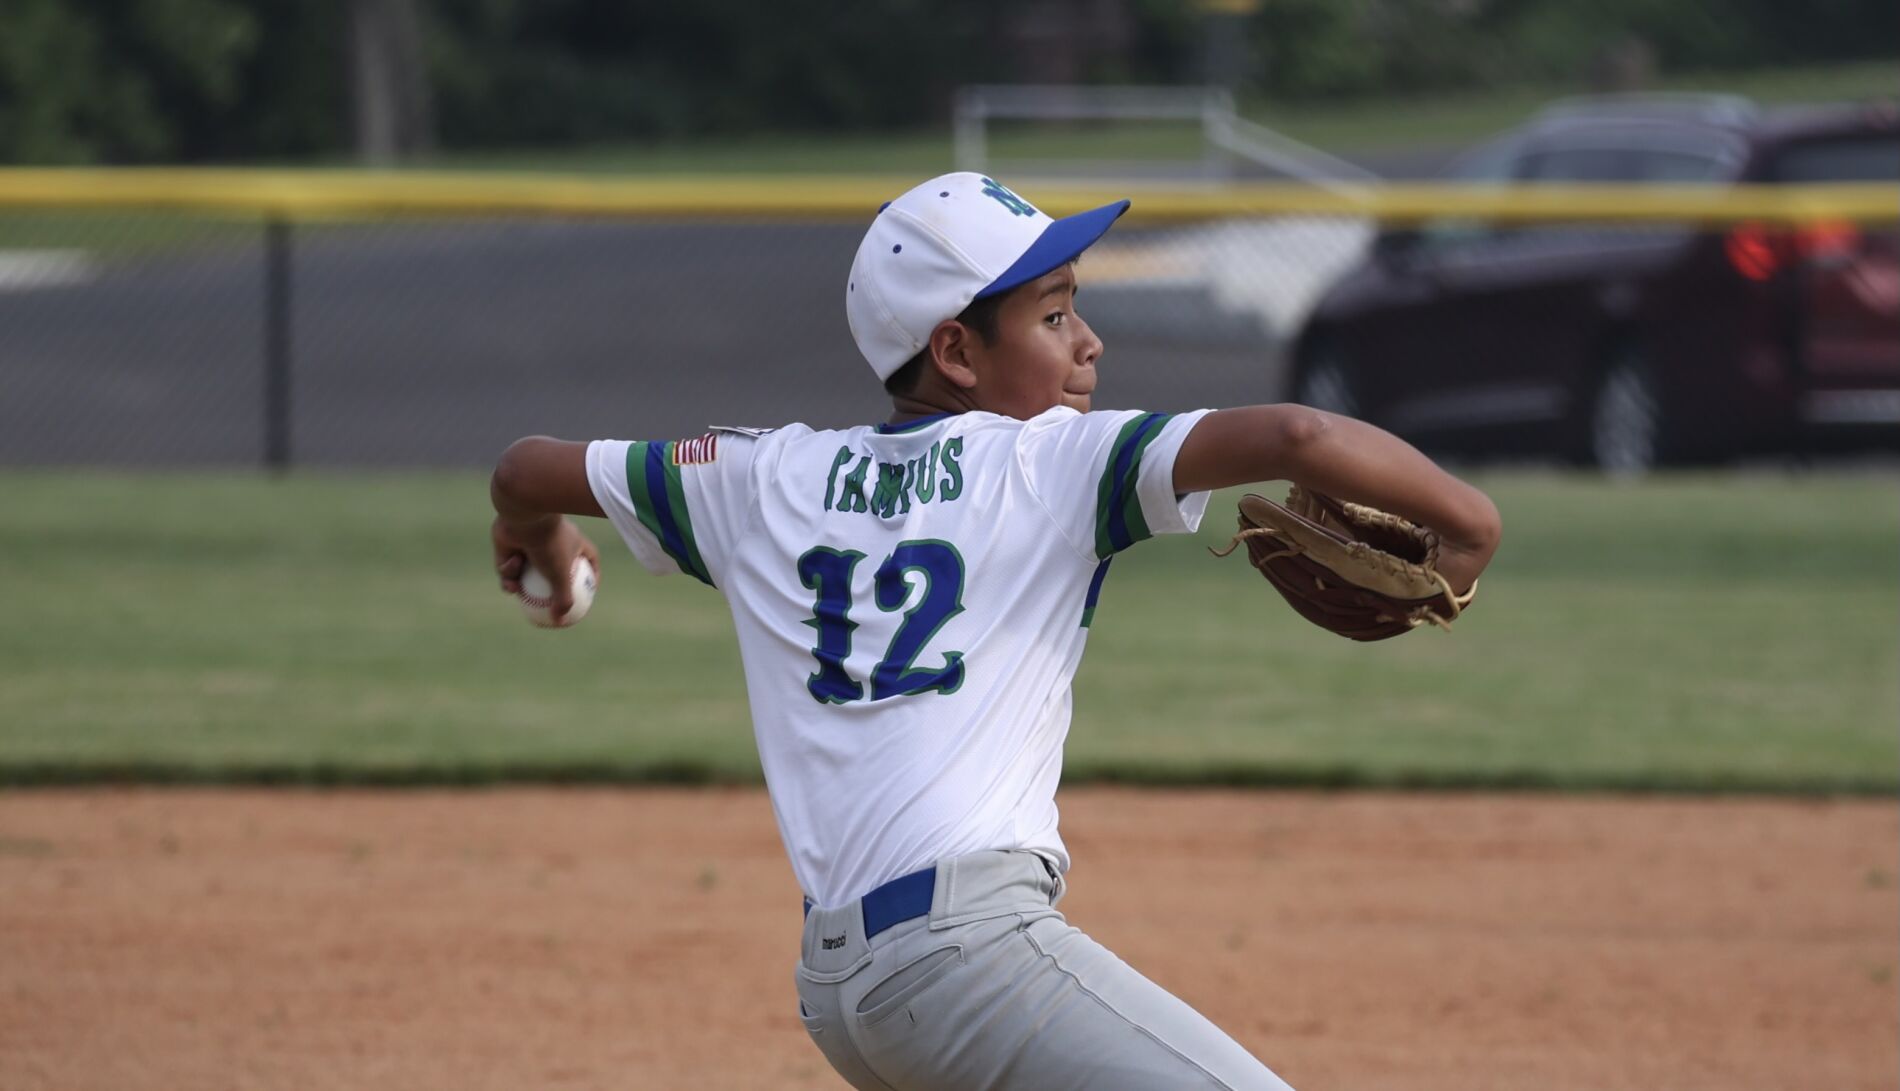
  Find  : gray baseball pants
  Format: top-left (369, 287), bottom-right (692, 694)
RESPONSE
top-left (794, 849), bottom-right (1296, 1090)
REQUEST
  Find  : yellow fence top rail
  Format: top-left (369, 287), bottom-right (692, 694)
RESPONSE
top-left (0, 169), bottom-right (1893, 225)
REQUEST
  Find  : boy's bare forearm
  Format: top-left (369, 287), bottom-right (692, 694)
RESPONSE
top-left (488, 436), bottom-right (604, 608)
top-left (1176, 405), bottom-right (1501, 554)
top-left (1278, 412), bottom-right (1499, 553)
top-left (490, 436), bottom-right (604, 525)
top-left (490, 473), bottom-right (559, 530)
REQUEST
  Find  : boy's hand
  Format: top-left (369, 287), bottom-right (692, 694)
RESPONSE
top-left (488, 435), bottom-right (606, 622)
top-left (492, 514), bottom-right (601, 623)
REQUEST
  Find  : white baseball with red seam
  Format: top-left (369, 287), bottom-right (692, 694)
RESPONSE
top-left (518, 556), bottom-right (597, 628)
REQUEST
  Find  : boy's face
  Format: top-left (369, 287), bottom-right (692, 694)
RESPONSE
top-left (962, 264), bottom-right (1102, 419)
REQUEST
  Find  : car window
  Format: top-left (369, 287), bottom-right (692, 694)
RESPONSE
top-left (1409, 139), bottom-right (1519, 254)
top-left (1442, 139), bottom-right (1520, 182)
top-left (1638, 150), bottom-right (1726, 182)
top-left (1499, 144), bottom-right (1692, 253)
top-left (1771, 137), bottom-right (1900, 182)
top-left (1520, 147), bottom-right (1639, 182)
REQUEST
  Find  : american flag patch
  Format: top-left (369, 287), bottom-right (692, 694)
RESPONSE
top-left (672, 432), bottom-right (719, 466)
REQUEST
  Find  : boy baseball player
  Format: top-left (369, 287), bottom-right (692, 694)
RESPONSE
top-left (489, 172), bottom-right (1501, 1089)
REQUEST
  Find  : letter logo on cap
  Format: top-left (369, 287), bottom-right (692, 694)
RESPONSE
top-left (981, 177), bottom-right (1037, 218)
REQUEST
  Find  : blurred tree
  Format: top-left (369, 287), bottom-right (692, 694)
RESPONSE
top-left (427, 0), bottom-right (1014, 145)
top-left (0, 0), bottom-right (343, 163)
top-left (1248, 0), bottom-right (1380, 98)
top-left (0, 0), bottom-right (1890, 162)
top-left (0, 0), bottom-right (243, 162)
top-left (0, 1), bottom-right (112, 161)
top-left (1122, 0), bottom-right (1201, 84)
top-left (223, 0), bottom-right (348, 161)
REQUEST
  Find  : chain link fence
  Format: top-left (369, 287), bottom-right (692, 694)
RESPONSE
top-left (0, 203), bottom-right (1335, 467)
top-left (1, 167), bottom-right (1893, 469)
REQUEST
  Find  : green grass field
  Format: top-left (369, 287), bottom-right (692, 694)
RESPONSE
top-left (1, 469), bottom-right (1893, 792)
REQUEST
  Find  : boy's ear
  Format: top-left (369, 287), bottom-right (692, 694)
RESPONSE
top-left (927, 320), bottom-right (980, 390)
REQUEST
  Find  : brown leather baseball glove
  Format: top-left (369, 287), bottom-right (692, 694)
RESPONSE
top-left (1213, 486), bottom-right (1477, 642)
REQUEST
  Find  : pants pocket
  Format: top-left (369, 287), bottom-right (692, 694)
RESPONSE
top-left (856, 944), bottom-right (965, 1029)
top-left (793, 981), bottom-right (838, 1056)
top-left (795, 977), bottom-right (899, 1091)
top-left (793, 967), bottom-right (834, 1042)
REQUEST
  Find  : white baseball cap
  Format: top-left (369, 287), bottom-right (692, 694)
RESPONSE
top-left (846, 172), bottom-right (1130, 380)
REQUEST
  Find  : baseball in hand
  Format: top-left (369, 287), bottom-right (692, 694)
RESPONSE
top-left (518, 556), bottom-right (598, 628)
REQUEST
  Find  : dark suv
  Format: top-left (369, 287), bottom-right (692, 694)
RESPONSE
top-left (1289, 95), bottom-right (1900, 472)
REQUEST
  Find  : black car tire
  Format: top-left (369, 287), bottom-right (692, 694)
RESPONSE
top-left (1585, 350), bottom-right (1668, 478)
top-left (1292, 348), bottom-right (1361, 419)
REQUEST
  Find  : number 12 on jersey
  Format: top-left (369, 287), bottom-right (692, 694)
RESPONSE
top-left (797, 540), bottom-right (966, 704)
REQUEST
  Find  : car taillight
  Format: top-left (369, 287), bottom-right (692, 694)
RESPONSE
top-left (1797, 219), bottom-right (1861, 261)
top-left (1725, 222), bottom-right (1781, 280)
top-left (1725, 220), bottom-right (1863, 281)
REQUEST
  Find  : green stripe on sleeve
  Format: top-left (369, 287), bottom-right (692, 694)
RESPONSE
top-left (656, 442), bottom-right (713, 585)
top-left (1091, 416), bottom-right (1144, 558)
top-left (1114, 433), bottom-right (1160, 545)
top-left (1092, 413), bottom-right (1170, 558)
top-left (624, 441), bottom-right (673, 557)
top-left (624, 441), bottom-right (714, 585)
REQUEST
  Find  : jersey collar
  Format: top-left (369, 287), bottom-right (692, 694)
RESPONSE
top-left (875, 412), bottom-right (958, 434)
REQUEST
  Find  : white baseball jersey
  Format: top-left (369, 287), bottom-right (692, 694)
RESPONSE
top-left (586, 406), bottom-right (1211, 908)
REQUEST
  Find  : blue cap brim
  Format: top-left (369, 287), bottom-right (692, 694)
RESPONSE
top-left (976, 199), bottom-right (1130, 300)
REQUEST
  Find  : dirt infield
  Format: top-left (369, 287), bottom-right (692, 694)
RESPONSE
top-left (1, 788), bottom-right (1893, 1090)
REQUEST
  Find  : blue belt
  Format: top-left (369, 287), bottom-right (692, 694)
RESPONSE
top-left (804, 865), bottom-right (938, 940)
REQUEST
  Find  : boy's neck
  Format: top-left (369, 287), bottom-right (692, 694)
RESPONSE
top-left (888, 390), bottom-right (977, 426)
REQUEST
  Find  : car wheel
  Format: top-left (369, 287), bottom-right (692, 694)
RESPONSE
top-left (1294, 350), bottom-right (1360, 419)
top-left (1588, 353), bottom-right (1665, 478)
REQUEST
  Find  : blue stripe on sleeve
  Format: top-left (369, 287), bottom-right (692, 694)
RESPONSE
top-left (1081, 558), bottom-right (1112, 627)
top-left (1102, 413), bottom-right (1165, 555)
top-left (644, 441), bottom-right (699, 580)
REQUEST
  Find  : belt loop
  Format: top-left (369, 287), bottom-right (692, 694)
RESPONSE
top-left (928, 853), bottom-right (960, 924)
top-left (1039, 853), bottom-right (1066, 904)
